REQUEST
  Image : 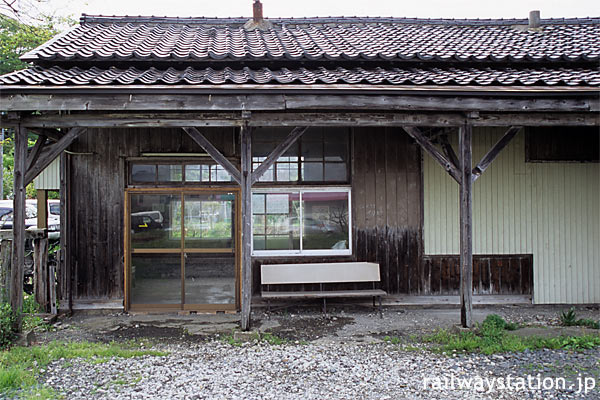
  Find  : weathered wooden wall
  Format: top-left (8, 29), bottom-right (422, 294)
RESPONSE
top-left (352, 127), bottom-right (423, 294)
top-left (422, 254), bottom-right (532, 295)
top-left (59, 127), bottom-right (237, 301)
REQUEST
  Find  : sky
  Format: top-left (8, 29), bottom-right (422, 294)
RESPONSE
top-left (33, 0), bottom-right (600, 21)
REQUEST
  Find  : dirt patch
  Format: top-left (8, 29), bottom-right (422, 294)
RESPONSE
top-left (266, 315), bottom-right (354, 341)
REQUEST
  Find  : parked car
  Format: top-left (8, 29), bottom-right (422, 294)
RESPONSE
top-left (0, 200), bottom-right (12, 218)
top-left (131, 214), bottom-right (163, 233)
top-left (0, 204), bottom-right (38, 229)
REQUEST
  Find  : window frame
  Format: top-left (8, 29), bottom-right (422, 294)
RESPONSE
top-left (251, 186), bottom-right (352, 257)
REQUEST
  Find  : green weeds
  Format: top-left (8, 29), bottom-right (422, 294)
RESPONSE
top-left (0, 341), bottom-right (166, 399)
top-left (423, 314), bottom-right (600, 355)
top-left (559, 307), bottom-right (599, 329)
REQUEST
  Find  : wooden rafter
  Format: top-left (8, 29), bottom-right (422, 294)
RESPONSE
top-left (251, 126), bottom-right (308, 185)
top-left (472, 126), bottom-right (522, 181)
top-left (182, 127), bottom-right (242, 184)
top-left (24, 127), bottom-right (86, 186)
top-left (26, 134), bottom-right (47, 172)
top-left (402, 126), bottom-right (462, 183)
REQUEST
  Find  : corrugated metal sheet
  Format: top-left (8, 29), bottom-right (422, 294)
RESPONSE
top-left (423, 127), bottom-right (600, 304)
top-left (33, 157), bottom-right (60, 190)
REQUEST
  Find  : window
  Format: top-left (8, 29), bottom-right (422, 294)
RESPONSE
top-left (130, 162), bottom-right (233, 185)
top-left (526, 127), bottom-right (599, 162)
top-left (252, 188), bottom-right (351, 256)
top-left (252, 127), bottom-right (349, 183)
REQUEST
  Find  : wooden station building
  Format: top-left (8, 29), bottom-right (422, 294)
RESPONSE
top-left (1, 6), bottom-right (598, 328)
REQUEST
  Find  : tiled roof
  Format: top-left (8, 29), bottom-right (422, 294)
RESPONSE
top-left (21, 16), bottom-right (600, 63)
top-left (1, 65), bottom-right (598, 86)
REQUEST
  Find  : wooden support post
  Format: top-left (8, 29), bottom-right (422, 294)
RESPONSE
top-left (459, 122), bottom-right (473, 328)
top-left (240, 124), bottom-right (253, 331)
top-left (182, 127), bottom-right (242, 184)
top-left (11, 124), bottom-right (27, 331)
top-left (33, 235), bottom-right (49, 312)
top-left (59, 152), bottom-right (72, 311)
top-left (37, 189), bottom-right (48, 229)
top-left (49, 262), bottom-right (57, 315)
top-left (0, 238), bottom-right (12, 300)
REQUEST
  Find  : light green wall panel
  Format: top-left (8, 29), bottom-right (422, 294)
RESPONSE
top-left (423, 127), bottom-right (599, 304)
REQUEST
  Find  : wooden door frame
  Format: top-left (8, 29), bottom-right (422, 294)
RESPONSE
top-left (124, 186), bottom-right (242, 312)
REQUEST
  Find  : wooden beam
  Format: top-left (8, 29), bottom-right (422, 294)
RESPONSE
top-left (438, 133), bottom-right (460, 174)
top-left (402, 126), bottom-right (462, 183)
top-left (182, 127), bottom-right (241, 184)
top-left (3, 111), bottom-right (598, 129)
top-left (251, 126), bottom-right (308, 185)
top-left (1, 93), bottom-right (597, 112)
top-left (26, 134), bottom-right (47, 172)
top-left (11, 124), bottom-right (26, 331)
top-left (240, 124), bottom-right (253, 331)
top-left (285, 94), bottom-right (599, 112)
top-left (0, 238), bottom-right (11, 300)
top-left (459, 122), bottom-right (473, 328)
top-left (24, 127), bottom-right (86, 186)
top-left (472, 126), bottom-right (521, 181)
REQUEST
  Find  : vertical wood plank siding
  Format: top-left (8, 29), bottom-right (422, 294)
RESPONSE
top-left (352, 128), bottom-right (423, 294)
top-left (423, 127), bottom-right (600, 304)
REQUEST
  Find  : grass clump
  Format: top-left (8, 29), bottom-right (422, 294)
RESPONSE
top-left (424, 313), bottom-right (600, 355)
top-left (0, 341), bottom-right (166, 398)
top-left (559, 307), bottom-right (599, 329)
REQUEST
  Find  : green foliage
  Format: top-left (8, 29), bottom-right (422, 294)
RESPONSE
top-left (0, 341), bottom-right (167, 397)
top-left (559, 307), bottom-right (599, 329)
top-left (0, 15), bottom-right (58, 75)
top-left (0, 302), bottom-right (16, 349)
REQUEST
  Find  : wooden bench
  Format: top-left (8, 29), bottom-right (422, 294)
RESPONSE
top-left (261, 262), bottom-right (386, 316)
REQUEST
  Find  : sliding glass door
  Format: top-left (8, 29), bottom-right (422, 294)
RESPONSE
top-left (126, 189), bottom-right (239, 311)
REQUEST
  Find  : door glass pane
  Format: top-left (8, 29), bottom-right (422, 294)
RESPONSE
top-left (130, 194), bottom-right (181, 249)
top-left (185, 253), bottom-right (235, 305)
top-left (184, 193), bottom-right (235, 249)
top-left (131, 254), bottom-right (181, 305)
top-left (302, 192), bottom-right (349, 250)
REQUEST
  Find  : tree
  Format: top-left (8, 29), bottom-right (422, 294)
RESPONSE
top-left (1, 7), bottom-right (74, 199)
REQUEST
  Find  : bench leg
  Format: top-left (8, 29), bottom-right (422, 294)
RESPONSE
top-left (379, 296), bottom-right (382, 319)
top-left (267, 299), bottom-right (271, 313)
top-left (372, 296), bottom-right (376, 308)
top-left (323, 298), bottom-right (327, 315)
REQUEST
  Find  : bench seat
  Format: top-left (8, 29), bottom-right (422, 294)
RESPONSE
top-left (262, 289), bottom-right (387, 299)
top-left (261, 262), bottom-right (386, 315)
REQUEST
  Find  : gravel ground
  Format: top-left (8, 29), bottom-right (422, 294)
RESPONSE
top-left (39, 341), bottom-right (599, 400)
top-left (18, 305), bottom-right (600, 399)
